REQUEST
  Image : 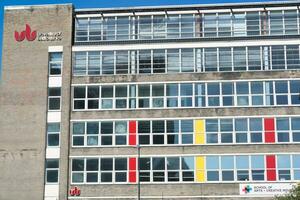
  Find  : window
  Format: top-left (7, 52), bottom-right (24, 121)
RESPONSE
top-left (86, 159), bottom-right (99, 183)
top-left (195, 83), bottom-right (205, 107)
top-left (206, 156), bottom-right (219, 181)
top-left (233, 13), bottom-right (246, 36)
top-left (101, 86), bottom-right (113, 109)
top-left (271, 46), bottom-right (285, 70)
top-left (236, 82), bottom-right (249, 106)
top-left (219, 47), bottom-right (232, 71)
top-left (153, 49), bottom-right (166, 73)
top-left (72, 159), bottom-right (84, 183)
top-left (167, 15), bottom-right (180, 38)
top-left (276, 118), bottom-right (290, 142)
top-left (167, 49), bottom-right (180, 72)
top-left (181, 156), bottom-right (194, 181)
top-left (233, 47), bottom-right (246, 71)
top-left (152, 84), bottom-right (164, 108)
top-left (101, 122), bottom-right (113, 145)
top-left (292, 155), bottom-right (300, 180)
top-left (46, 159), bottom-right (59, 183)
top-left (101, 158), bottom-right (113, 182)
top-left (87, 86), bottom-right (99, 109)
top-left (115, 85), bottom-right (128, 109)
top-left (47, 123), bottom-right (60, 147)
top-left (221, 156), bottom-right (234, 181)
top-left (246, 12), bottom-right (260, 36)
top-left (292, 117), bottom-right (300, 142)
top-left (75, 18), bottom-right (88, 41)
top-left (115, 158), bottom-right (127, 182)
top-left (203, 14), bottom-right (217, 37)
top-left (88, 51), bottom-right (100, 75)
top-left (87, 122), bottom-right (99, 146)
top-left (181, 14), bottom-right (194, 38)
top-left (152, 120), bottom-right (165, 145)
top-left (181, 120), bottom-right (193, 144)
top-left (290, 80), bottom-right (300, 105)
top-left (207, 83), bottom-right (220, 106)
top-left (138, 121), bottom-right (150, 145)
top-left (236, 156), bottom-right (249, 181)
top-left (220, 119), bottom-right (233, 143)
top-left (180, 83), bottom-right (193, 107)
top-left (115, 121), bottom-right (127, 145)
top-left (102, 51), bottom-right (114, 74)
top-left (218, 13), bottom-right (231, 37)
top-left (275, 81), bottom-right (288, 105)
top-left (89, 18), bottom-right (101, 41)
top-left (166, 84), bottom-right (179, 107)
top-left (249, 118), bottom-right (263, 143)
top-left (139, 50), bottom-right (151, 74)
top-left (116, 51), bottom-right (129, 74)
top-left (73, 122), bottom-right (85, 146)
top-left (74, 52), bottom-right (87, 75)
top-left (284, 10), bottom-right (298, 35)
top-left (222, 82), bottom-right (234, 106)
top-left (103, 17), bottom-right (115, 40)
top-left (235, 118), bottom-right (248, 143)
top-left (251, 82), bottom-right (264, 105)
top-left (138, 85), bottom-right (150, 108)
top-left (277, 155), bottom-right (291, 180)
top-left (116, 17), bottom-right (130, 40)
top-left (270, 11), bottom-right (283, 35)
top-left (204, 48), bottom-right (218, 71)
top-left (48, 87), bottom-right (61, 111)
top-left (206, 119), bottom-right (218, 144)
top-left (74, 86), bottom-right (86, 109)
top-left (152, 157), bottom-right (165, 182)
top-left (153, 15), bottom-right (166, 39)
top-left (251, 155), bottom-right (265, 180)
top-left (140, 158), bottom-right (151, 182)
top-left (286, 45), bottom-right (300, 69)
top-left (49, 52), bottom-right (62, 75)
top-left (248, 46), bottom-right (261, 70)
top-left (167, 157), bottom-right (180, 182)
top-left (167, 120), bottom-right (179, 144)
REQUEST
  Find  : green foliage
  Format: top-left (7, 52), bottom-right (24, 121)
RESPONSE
top-left (275, 184), bottom-right (300, 200)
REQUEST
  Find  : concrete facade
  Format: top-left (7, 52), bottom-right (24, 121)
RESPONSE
top-left (0, 2), bottom-right (300, 200)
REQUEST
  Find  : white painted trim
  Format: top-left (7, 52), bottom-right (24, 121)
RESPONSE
top-left (48, 77), bottom-right (62, 87)
top-left (69, 153), bottom-right (300, 158)
top-left (44, 184), bottom-right (59, 197)
top-left (48, 46), bottom-right (63, 52)
top-left (46, 148), bottom-right (60, 159)
top-left (47, 112), bottom-right (61, 123)
top-left (72, 39), bottom-right (300, 51)
top-left (70, 115), bottom-right (300, 121)
top-left (71, 78), bottom-right (300, 86)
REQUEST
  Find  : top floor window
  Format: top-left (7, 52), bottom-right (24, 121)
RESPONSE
top-left (75, 9), bottom-right (299, 42)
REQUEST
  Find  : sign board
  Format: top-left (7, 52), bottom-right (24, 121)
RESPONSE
top-left (240, 183), bottom-right (297, 196)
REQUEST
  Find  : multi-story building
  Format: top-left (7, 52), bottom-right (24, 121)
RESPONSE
top-left (1, 1), bottom-right (300, 200)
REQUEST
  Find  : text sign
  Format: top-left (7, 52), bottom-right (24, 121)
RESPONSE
top-left (240, 183), bottom-right (296, 196)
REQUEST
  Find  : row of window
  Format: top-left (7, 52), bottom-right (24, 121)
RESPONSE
top-left (73, 80), bottom-right (300, 110)
top-left (73, 45), bottom-right (300, 75)
top-left (72, 117), bottom-right (300, 147)
top-left (75, 10), bottom-right (300, 42)
top-left (71, 154), bottom-right (300, 184)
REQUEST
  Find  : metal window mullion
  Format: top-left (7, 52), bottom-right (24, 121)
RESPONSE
top-left (284, 45), bottom-right (288, 70)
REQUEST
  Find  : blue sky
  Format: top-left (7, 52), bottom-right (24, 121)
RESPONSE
top-left (0, 0), bottom-right (279, 77)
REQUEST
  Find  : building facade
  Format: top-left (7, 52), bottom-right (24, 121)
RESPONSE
top-left (1, 1), bottom-right (300, 200)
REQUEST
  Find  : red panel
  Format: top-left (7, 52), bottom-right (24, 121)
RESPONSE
top-left (129, 171), bottom-right (136, 183)
top-left (265, 132), bottom-right (275, 143)
top-left (129, 135), bottom-right (137, 146)
top-left (264, 118), bottom-right (275, 143)
top-left (129, 121), bottom-right (137, 146)
top-left (267, 170), bottom-right (276, 181)
top-left (129, 158), bottom-right (137, 171)
top-left (266, 155), bottom-right (276, 168)
top-left (264, 118), bottom-right (275, 131)
top-left (129, 121), bottom-right (137, 134)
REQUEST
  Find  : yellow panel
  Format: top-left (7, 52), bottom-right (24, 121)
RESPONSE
top-left (196, 156), bottom-right (205, 182)
top-left (195, 120), bottom-right (205, 134)
top-left (196, 171), bottom-right (205, 182)
top-left (195, 120), bottom-right (205, 144)
top-left (196, 156), bottom-right (205, 169)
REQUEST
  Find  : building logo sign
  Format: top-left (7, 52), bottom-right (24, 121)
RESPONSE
top-left (14, 24), bottom-right (62, 42)
top-left (69, 186), bottom-right (81, 196)
top-left (239, 183), bottom-right (296, 196)
top-left (14, 24), bottom-right (37, 42)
